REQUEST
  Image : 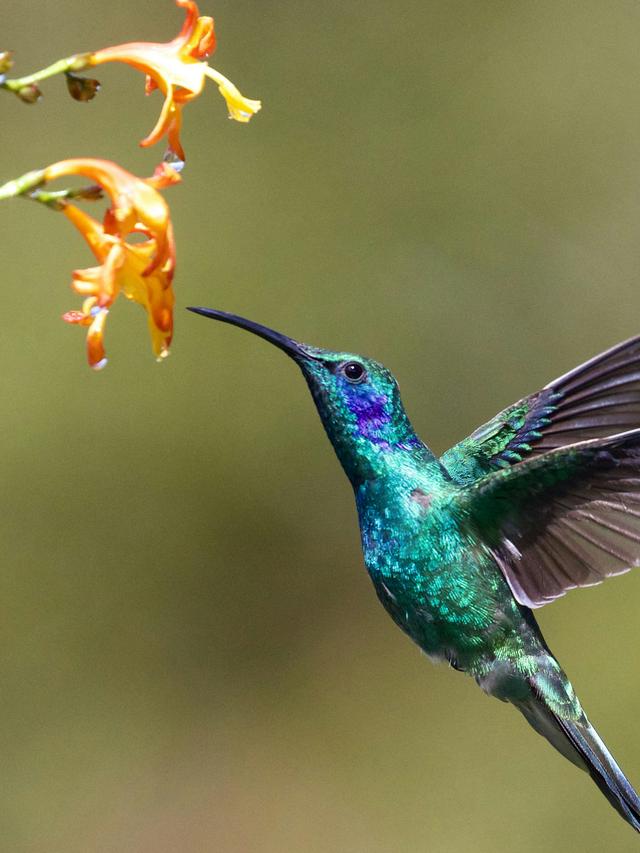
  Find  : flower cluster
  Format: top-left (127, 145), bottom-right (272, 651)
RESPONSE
top-left (55, 159), bottom-right (179, 369)
top-left (85, 0), bottom-right (261, 161)
top-left (0, 1), bottom-right (261, 368)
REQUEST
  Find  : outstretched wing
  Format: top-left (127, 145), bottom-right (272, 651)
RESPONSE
top-left (441, 336), bottom-right (640, 484)
top-left (460, 429), bottom-right (640, 607)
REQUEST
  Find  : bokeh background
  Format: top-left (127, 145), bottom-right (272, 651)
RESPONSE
top-left (3, 1), bottom-right (640, 850)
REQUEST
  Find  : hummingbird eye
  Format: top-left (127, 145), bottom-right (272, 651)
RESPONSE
top-left (342, 361), bottom-right (367, 383)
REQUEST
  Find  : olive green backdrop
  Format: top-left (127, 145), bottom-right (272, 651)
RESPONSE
top-left (3, 1), bottom-right (640, 851)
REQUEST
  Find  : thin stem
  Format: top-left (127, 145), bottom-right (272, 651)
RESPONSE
top-left (0, 168), bottom-right (102, 208)
top-left (28, 186), bottom-right (103, 210)
top-left (1, 53), bottom-right (91, 93)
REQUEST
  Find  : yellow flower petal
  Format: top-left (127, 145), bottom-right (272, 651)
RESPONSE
top-left (205, 66), bottom-right (262, 122)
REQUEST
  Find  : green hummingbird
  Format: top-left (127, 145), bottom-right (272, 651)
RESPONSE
top-left (189, 306), bottom-right (640, 832)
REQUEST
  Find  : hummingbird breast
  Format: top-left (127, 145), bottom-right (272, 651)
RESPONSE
top-left (356, 480), bottom-right (523, 670)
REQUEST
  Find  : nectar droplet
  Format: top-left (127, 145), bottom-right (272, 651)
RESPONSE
top-left (162, 149), bottom-right (186, 174)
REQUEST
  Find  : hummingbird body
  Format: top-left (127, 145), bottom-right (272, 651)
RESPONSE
top-left (358, 469), bottom-right (520, 671)
top-left (353, 433), bottom-right (570, 722)
top-left (190, 307), bottom-right (640, 833)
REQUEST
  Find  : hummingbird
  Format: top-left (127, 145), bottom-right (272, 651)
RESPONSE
top-left (189, 306), bottom-right (640, 832)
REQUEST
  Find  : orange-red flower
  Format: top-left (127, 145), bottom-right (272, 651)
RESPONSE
top-left (42, 159), bottom-right (179, 369)
top-left (83, 0), bottom-right (261, 161)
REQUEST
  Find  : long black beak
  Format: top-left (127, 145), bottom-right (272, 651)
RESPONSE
top-left (187, 307), bottom-right (312, 360)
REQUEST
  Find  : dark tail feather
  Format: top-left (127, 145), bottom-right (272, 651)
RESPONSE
top-left (519, 695), bottom-right (640, 832)
top-left (557, 715), bottom-right (640, 832)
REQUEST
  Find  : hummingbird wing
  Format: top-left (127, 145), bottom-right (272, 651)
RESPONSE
top-left (460, 429), bottom-right (640, 607)
top-left (441, 335), bottom-right (640, 484)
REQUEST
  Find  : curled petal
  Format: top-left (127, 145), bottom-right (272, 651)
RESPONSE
top-left (98, 243), bottom-right (126, 305)
top-left (184, 15), bottom-right (216, 59)
top-left (173, 0), bottom-right (202, 49)
top-left (147, 280), bottom-right (175, 359)
top-left (111, 192), bottom-right (136, 230)
top-left (166, 105), bottom-right (185, 164)
top-left (62, 203), bottom-right (111, 261)
top-left (62, 309), bottom-right (92, 326)
top-left (144, 74), bottom-right (158, 95)
top-left (163, 221), bottom-right (177, 282)
top-left (139, 86), bottom-right (181, 153)
top-left (116, 240), bottom-right (174, 360)
top-left (87, 307), bottom-right (109, 370)
top-left (205, 67), bottom-right (261, 122)
top-left (70, 266), bottom-right (102, 295)
top-left (147, 162), bottom-right (182, 189)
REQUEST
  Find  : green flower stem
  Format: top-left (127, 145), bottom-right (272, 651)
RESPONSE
top-left (0, 169), bottom-right (46, 200)
top-left (28, 186), bottom-right (103, 210)
top-left (1, 53), bottom-right (90, 93)
top-left (0, 169), bottom-right (101, 209)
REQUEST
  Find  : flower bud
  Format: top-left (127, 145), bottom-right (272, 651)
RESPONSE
top-left (75, 184), bottom-right (104, 202)
top-left (65, 72), bottom-right (100, 102)
top-left (16, 83), bottom-right (42, 104)
top-left (0, 51), bottom-right (14, 74)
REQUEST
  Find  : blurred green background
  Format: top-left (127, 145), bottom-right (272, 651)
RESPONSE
top-left (4, 1), bottom-right (640, 850)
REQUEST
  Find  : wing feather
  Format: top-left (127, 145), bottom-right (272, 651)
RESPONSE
top-left (442, 336), bottom-right (640, 483)
top-left (462, 430), bottom-right (640, 606)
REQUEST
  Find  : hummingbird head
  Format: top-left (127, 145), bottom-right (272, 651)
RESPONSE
top-left (189, 307), bottom-right (431, 486)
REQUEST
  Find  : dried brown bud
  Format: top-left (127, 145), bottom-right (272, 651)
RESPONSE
top-left (16, 83), bottom-right (42, 104)
top-left (65, 72), bottom-right (100, 102)
top-left (75, 184), bottom-right (104, 202)
top-left (0, 51), bottom-right (14, 74)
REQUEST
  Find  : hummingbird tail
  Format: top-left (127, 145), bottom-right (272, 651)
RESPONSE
top-left (518, 681), bottom-right (640, 832)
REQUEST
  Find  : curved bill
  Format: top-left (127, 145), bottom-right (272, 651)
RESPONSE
top-left (187, 306), bottom-right (314, 360)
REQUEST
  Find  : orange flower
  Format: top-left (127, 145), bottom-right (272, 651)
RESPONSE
top-left (84, 0), bottom-right (261, 161)
top-left (43, 159), bottom-right (179, 369)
